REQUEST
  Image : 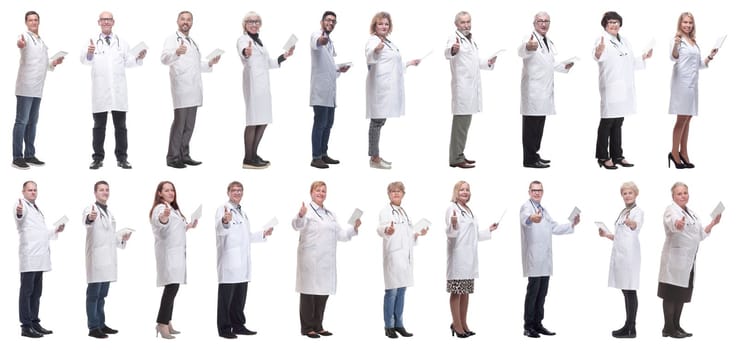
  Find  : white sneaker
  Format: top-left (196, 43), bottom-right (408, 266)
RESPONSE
top-left (370, 159), bottom-right (391, 169)
top-left (380, 157), bottom-right (392, 165)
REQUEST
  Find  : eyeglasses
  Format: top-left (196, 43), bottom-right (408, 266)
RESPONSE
top-left (535, 20), bottom-right (551, 24)
top-left (607, 20), bottom-right (620, 25)
top-left (99, 18), bottom-right (114, 22)
top-left (324, 18), bottom-right (337, 24)
top-left (530, 189), bottom-right (544, 193)
top-left (229, 189), bottom-right (243, 193)
top-left (245, 20), bottom-right (261, 25)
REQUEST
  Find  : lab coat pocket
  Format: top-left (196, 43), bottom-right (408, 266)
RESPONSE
top-left (166, 247), bottom-right (184, 270)
top-left (387, 234), bottom-right (404, 253)
top-left (93, 245), bottom-right (115, 270)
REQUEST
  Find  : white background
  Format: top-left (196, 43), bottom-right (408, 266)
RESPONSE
top-left (1, 0), bottom-right (735, 349)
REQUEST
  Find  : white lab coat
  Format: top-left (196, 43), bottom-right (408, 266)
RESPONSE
top-left (161, 32), bottom-right (212, 109)
top-left (81, 33), bottom-right (141, 113)
top-left (377, 204), bottom-right (417, 289)
top-left (214, 202), bottom-right (267, 284)
top-left (593, 32), bottom-right (645, 118)
top-left (292, 202), bottom-right (357, 295)
top-left (445, 31), bottom-right (494, 115)
top-left (365, 35), bottom-right (404, 119)
top-left (238, 34), bottom-right (279, 126)
top-left (16, 31), bottom-right (54, 98)
top-left (15, 199), bottom-right (58, 273)
top-left (659, 203), bottom-right (708, 288)
top-left (518, 31), bottom-right (569, 115)
top-left (151, 204), bottom-right (188, 286)
top-left (519, 199), bottom-right (574, 277)
top-left (607, 206), bottom-right (643, 290)
top-left (310, 30), bottom-right (340, 107)
top-left (445, 203), bottom-right (492, 280)
top-left (668, 40), bottom-right (706, 116)
top-left (84, 204), bottom-right (126, 283)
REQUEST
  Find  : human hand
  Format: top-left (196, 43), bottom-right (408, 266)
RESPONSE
top-left (208, 55), bottom-right (221, 67)
top-left (137, 49), bottom-right (147, 60)
top-left (284, 45), bottom-right (295, 58)
top-left (675, 215), bottom-right (686, 230)
top-left (374, 40), bottom-right (385, 53)
top-left (222, 206), bottom-right (232, 223)
top-left (56, 223), bottom-right (65, 233)
top-left (244, 40), bottom-right (253, 58)
top-left (526, 34), bottom-right (538, 51)
top-left (354, 218), bottom-right (362, 232)
top-left (88, 204), bottom-right (98, 221)
top-left (175, 42), bottom-right (187, 56)
top-left (87, 39), bottom-right (96, 55)
top-left (530, 209), bottom-right (543, 223)
top-left (564, 62), bottom-right (574, 70)
top-left (385, 221), bottom-right (395, 235)
top-left (187, 219), bottom-right (199, 230)
top-left (264, 227), bottom-right (274, 236)
top-left (451, 37), bottom-right (460, 55)
top-left (317, 32), bottom-right (329, 46)
top-left (16, 199), bottom-right (23, 216)
top-left (451, 210), bottom-right (458, 230)
top-left (595, 36), bottom-right (605, 58)
top-left (298, 202), bottom-right (307, 218)
top-left (17, 35), bottom-right (26, 49)
top-left (489, 223), bottom-right (499, 232)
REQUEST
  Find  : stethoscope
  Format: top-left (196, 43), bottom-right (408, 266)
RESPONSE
top-left (532, 31), bottom-right (555, 54)
top-left (615, 204), bottom-right (636, 226)
top-left (93, 203), bottom-right (113, 229)
top-left (607, 36), bottom-right (629, 57)
top-left (529, 199), bottom-right (543, 216)
top-left (23, 199), bottom-right (43, 217)
top-left (176, 32), bottom-right (200, 53)
top-left (310, 202), bottom-right (333, 220)
top-left (455, 202), bottom-right (474, 218)
top-left (25, 31), bottom-right (43, 46)
top-left (679, 207), bottom-right (697, 226)
top-left (95, 33), bottom-right (120, 54)
top-left (455, 31), bottom-right (478, 50)
top-left (390, 204), bottom-right (409, 224)
top-left (226, 204), bottom-right (246, 224)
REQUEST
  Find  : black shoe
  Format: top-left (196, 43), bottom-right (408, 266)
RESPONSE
top-left (317, 330), bottom-right (333, 336)
top-left (242, 159), bottom-right (268, 169)
top-left (463, 329), bottom-right (476, 336)
top-left (597, 159), bottom-right (617, 169)
top-left (385, 328), bottom-right (398, 338)
top-left (89, 160), bottom-right (103, 170)
top-left (12, 159), bottom-right (30, 170)
top-left (612, 325), bottom-right (636, 338)
top-left (450, 161), bottom-right (475, 168)
top-left (394, 327), bottom-right (413, 337)
top-left (233, 327), bottom-right (257, 335)
top-left (523, 161), bottom-right (550, 169)
top-left (523, 328), bottom-right (540, 338)
top-left (536, 326), bottom-right (556, 336)
top-left (304, 332), bottom-right (320, 338)
top-left (167, 161), bottom-right (186, 169)
top-left (538, 158), bottom-right (551, 164)
top-left (450, 325), bottom-right (470, 338)
top-left (183, 159), bottom-right (202, 166)
top-left (101, 325), bottom-right (118, 334)
top-left (117, 160), bottom-right (132, 169)
top-left (678, 153), bottom-right (695, 168)
top-left (21, 327), bottom-right (43, 338)
top-left (219, 332), bottom-right (237, 339)
top-left (668, 153), bottom-right (686, 169)
top-left (311, 159), bottom-right (329, 169)
top-left (613, 158), bottom-right (634, 167)
top-left (255, 155), bottom-right (270, 165)
top-left (677, 327), bottom-right (693, 337)
top-left (88, 328), bottom-right (108, 339)
top-left (32, 324), bottom-right (52, 335)
top-left (24, 157), bottom-right (45, 166)
top-left (322, 156), bottom-right (340, 165)
top-left (662, 329), bottom-right (689, 338)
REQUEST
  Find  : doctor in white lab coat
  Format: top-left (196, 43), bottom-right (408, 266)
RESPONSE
top-left (238, 11), bottom-right (294, 169)
top-left (658, 182), bottom-right (721, 338)
top-left (668, 12), bottom-right (719, 169)
top-left (161, 11), bottom-right (219, 169)
top-left (377, 182), bottom-right (427, 338)
top-left (445, 11), bottom-right (496, 168)
top-left (519, 180), bottom-right (577, 337)
top-left (365, 12), bottom-right (420, 169)
top-left (149, 181), bottom-right (198, 339)
top-left (15, 181), bottom-right (64, 338)
top-left (83, 181), bottom-right (131, 338)
top-left (519, 11), bottom-right (573, 168)
top-left (292, 181), bottom-right (360, 338)
top-left (13, 11), bottom-right (64, 169)
top-left (214, 181), bottom-right (273, 338)
top-left (598, 181), bottom-right (643, 338)
top-left (445, 181), bottom-right (497, 337)
top-left (593, 11), bottom-right (651, 169)
top-left (82, 11), bottom-right (145, 170)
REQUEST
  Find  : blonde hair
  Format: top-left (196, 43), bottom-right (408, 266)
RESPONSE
top-left (242, 11), bottom-right (261, 31)
top-left (369, 11), bottom-right (392, 35)
top-left (310, 180), bottom-right (327, 194)
top-left (451, 181), bottom-right (470, 202)
top-left (387, 181), bottom-right (405, 194)
top-left (671, 181), bottom-right (688, 195)
top-left (620, 181), bottom-right (639, 196)
top-left (676, 12), bottom-right (696, 41)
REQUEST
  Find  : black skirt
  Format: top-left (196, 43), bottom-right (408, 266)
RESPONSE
top-left (658, 267), bottom-right (695, 303)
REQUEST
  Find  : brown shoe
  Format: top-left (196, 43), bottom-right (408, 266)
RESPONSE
top-left (450, 162), bottom-right (475, 169)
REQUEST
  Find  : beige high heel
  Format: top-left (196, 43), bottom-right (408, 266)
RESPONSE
top-left (156, 324), bottom-right (175, 339)
top-left (168, 322), bottom-right (181, 335)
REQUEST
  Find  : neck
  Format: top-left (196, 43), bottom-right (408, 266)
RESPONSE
top-left (625, 202), bottom-right (636, 209)
top-left (229, 200), bottom-right (240, 206)
top-left (390, 201), bottom-right (402, 207)
top-left (313, 200), bottom-right (324, 208)
top-left (97, 201), bottom-right (107, 206)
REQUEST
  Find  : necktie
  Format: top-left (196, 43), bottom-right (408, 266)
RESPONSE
top-left (105, 35), bottom-right (111, 45)
top-left (235, 205), bottom-right (242, 216)
top-left (542, 36), bottom-right (550, 52)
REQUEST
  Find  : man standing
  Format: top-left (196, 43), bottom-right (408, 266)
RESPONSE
top-left (519, 180), bottom-right (578, 338)
top-left (519, 12), bottom-right (573, 169)
top-left (15, 181), bottom-right (65, 338)
top-left (161, 10), bottom-right (220, 169)
top-left (309, 11), bottom-right (350, 169)
top-left (215, 181), bottom-right (272, 338)
top-left (445, 11), bottom-right (496, 169)
top-left (82, 11), bottom-right (146, 170)
top-left (84, 181), bottom-right (131, 338)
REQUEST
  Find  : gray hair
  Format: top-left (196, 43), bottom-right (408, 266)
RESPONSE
top-left (533, 11), bottom-right (549, 23)
top-left (455, 11), bottom-right (471, 24)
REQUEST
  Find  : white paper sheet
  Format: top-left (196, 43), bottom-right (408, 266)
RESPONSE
top-left (53, 215), bottom-right (69, 227)
top-left (413, 218), bottom-right (431, 232)
top-left (206, 49), bottom-right (224, 61)
top-left (262, 217), bottom-right (279, 230)
top-left (347, 208), bottom-right (363, 225)
top-left (568, 206), bottom-right (581, 222)
top-left (191, 204), bottom-right (203, 221)
top-left (283, 34), bottom-right (298, 51)
top-left (337, 61), bottom-right (352, 69)
top-left (594, 221), bottom-right (611, 234)
top-left (420, 49), bottom-right (433, 60)
top-left (490, 49), bottom-right (506, 58)
top-left (496, 209), bottom-right (507, 225)
top-left (50, 51), bottom-right (68, 61)
top-left (129, 42), bottom-right (148, 57)
top-left (555, 56), bottom-right (579, 70)
top-left (711, 201), bottom-right (725, 219)
top-left (714, 34), bottom-right (727, 49)
top-left (642, 37), bottom-right (656, 56)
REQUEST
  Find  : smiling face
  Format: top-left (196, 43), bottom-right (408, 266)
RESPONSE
top-left (98, 11), bottom-right (114, 35)
top-left (311, 185), bottom-right (327, 206)
top-left (534, 13), bottom-right (550, 36)
top-left (244, 16), bottom-right (261, 34)
top-left (605, 19), bottom-right (620, 36)
top-left (388, 188), bottom-right (404, 206)
top-left (456, 183), bottom-right (471, 204)
top-left (375, 18), bottom-right (390, 37)
top-left (621, 188), bottom-right (637, 206)
top-left (455, 14), bottom-right (471, 35)
top-left (228, 184), bottom-right (243, 204)
top-left (25, 13), bottom-right (39, 34)
top-left (95, 183), bottom-right (110, 204)
top-left (177, 12), bottom-right (193, 35)
top-left (158, 183), bottom-right (176, 204)
top-left (529, 183), bottom-right (544, 202)
top-left (672, 185), bottom-right (689, 209)
top-left (679, 15), bottom-right (694, 35)
top-left (321, 14), bottom-right (336, 33)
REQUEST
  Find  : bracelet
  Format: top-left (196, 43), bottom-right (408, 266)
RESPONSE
top-left (708, 55), bottom-right (714, 60)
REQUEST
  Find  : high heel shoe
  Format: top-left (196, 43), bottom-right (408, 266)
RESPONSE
top-left (156, 324), bottom-right (175, 339)
top-left (450, 324), bottom-right (470, 338)
top-left (668, 153), bottom-right (686, 169)
top-left (463, 328), bottom-right (476, 336)
top-left (168, 322), bottom-right (181, 335)
top-left (679, 153), bottom-right (695, 168)
top-left (613, 158), bottom-right (634, 167)
top-left (597, 159), bottom-right (617, 169)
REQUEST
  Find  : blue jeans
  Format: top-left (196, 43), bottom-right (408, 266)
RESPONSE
top-left (311, 106), bottom-right (335, 159)
top-left (13, 96), bottom-right (42, 159)
top-left (86, 282), bottom-right (110, 330)
top-left (383, 287), bottom-right (406, 328)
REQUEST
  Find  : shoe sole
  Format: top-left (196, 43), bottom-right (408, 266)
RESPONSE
top-left (12, 165), bottom-right (30, 170)
top-left (242, 164), bottom-right (269, 169)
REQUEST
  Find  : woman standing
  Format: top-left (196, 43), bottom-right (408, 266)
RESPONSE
top-left (598, 182), bottom-right (643, 338)
top-left (292, 181), bottom-right (361, 338)
top-left (377, 182), bottom-right (428, 338)
top-left (150, 181), bottom-right (197, 339)
top-left (658, 182), bottom-right (721, 338)
top-left (593, 11), bottom-right (652, 169)
top-left (238, 11), bottom-right (294, 169)
top-left (445, 181), bottom-right (498, 337)
top-left (668, 12), bottom-right (719, 169)
top-left (365, 12), bottom-right (420, 169)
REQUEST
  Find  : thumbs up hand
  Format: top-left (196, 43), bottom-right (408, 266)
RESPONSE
top-left (159, 203), bottom-right (171, 223)
top-left (675, 215), bottom-right (686, 230)
top-left (451, 37), bottom-right (460, 55)
top-left (17, 35), bottom-right (26, 49)
top-left (244, 40), bottom-right (253, 58)
top-left (451, 210), bottom-right (458, 230)
top-left (530, 209), bottom-right (543, 223)
top-left (595, 36), bottom-right (605, 58)
top-left (87, 38), bottom-right (96, 55)
top-left (16, 199), bottom-right (23, 216)
top-left (385, 221), bottom-right (395, 235)
top-left (222, 206), bottom-right (232, 224)
top-left (298, 202), bottom-right (307, 218)
top-left (176, 42), bottom-right (187, 56)
top-left (88, 205), bottom-right (98, 221)
top-left (317, 32), bottom-right (329, 46)
top-left (526, 34), bottom-right (538, 51)
top-left (374, 40), bottom-right (385, 53)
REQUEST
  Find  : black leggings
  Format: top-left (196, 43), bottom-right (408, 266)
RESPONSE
top-left (621, 289), bottom-right (638, 326)
top-left (157, 283), bottom-right (180, 324)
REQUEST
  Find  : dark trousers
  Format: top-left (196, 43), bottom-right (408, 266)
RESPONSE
top-left (19, 271), bottom-right (43, 328)
top-left (662, 299), bottom-right (686, 333)
top-left (217, 282), bottom-right (248, 334)
top-left (523, 276), bottom-right (549, 329)
top-left (449, 114), bottom-right (472, 164)
top-left (299, 293), bottom-right (328, 334)
top-left (167, 107), bottom-right (198, 162)
top-left (156, 283), bottom-right (179, 324)
top-left (621, 289), bottom-right (638, 327)
top-left (86, 282), bottom-right (111, 330)
top-left (522, 115), bottom-right (546, 164)
top-left (595, 117), bottom-right (624, 160)
top-left (92, 111), bottom-right (128, 161)
top-left (243, 124), bottom-right (267, 162)
top-left (311, 106), bottom-right (335, 159)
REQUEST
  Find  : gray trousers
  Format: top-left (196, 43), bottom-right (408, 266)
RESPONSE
top-left (449, 114), bottom-right (472, 163)
top-left (368, 118), bottom-right (386, 157)
top-left (167, 107), bottom-right (198, 162)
